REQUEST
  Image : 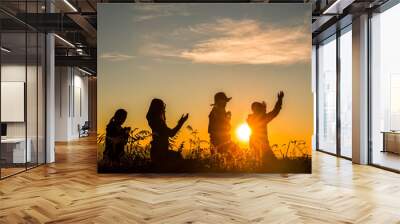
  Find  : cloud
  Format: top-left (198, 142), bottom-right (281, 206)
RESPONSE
top-left (140, 43), bottom-right (180, 57)
top-left (100, 52), bottom-right (135, 62)
top-left (133, 5), bottom-right (190, 22)
top-left (141, 18), bottom-right (310, 65)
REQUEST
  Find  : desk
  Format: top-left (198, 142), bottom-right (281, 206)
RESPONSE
top-left (382, 131), bottom-right (400, 154)
top-left (1, 138), bottom-right (31, 163)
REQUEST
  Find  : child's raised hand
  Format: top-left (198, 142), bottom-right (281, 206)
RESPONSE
top-left (278, 91), bottom-right (284, 99)
top-left (178, 113), bottom-right (189, 125)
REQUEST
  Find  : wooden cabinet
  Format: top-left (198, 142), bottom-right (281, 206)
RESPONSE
top-left (382, 132), bottom-right (400, 154)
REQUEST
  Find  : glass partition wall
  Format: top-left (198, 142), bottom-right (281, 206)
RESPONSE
top-left (370, 2), bottom-right (400, 171)
top-left (317, 35), bottom-right (337, 155)
top-left (339, 26), bottom-right (352, 159)
top-left (0, 3), bottom-right (46, 179)
top-left (316, 26), bottom-right (352, 159)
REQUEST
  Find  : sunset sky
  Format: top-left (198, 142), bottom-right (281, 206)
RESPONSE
top-left (98, 4), bottom-right (312, 149)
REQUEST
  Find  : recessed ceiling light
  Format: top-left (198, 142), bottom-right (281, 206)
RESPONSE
top-left (77, 67), bottom-right (93, 76)
top-left (54, 34), bottom-right (75, 48)
top-left (63, 0), bottom-right (78, 12)
top-left (1, 47), bottom-right (11, 53)
top-left (322, 0), bottom-right (354, 15)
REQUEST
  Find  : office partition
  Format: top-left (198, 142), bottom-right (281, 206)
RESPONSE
top-left (317, 35), bottom-right (337, 155)
top-left (370, 2), bottom-right (400, 171)
top-left (339, 26), bottom-right (352, 159)
top-left (315, 24), bottom-right (353, 159)
top-left (0, 1), bottom-right (47, 179)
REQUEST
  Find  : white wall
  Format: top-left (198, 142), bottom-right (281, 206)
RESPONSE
top-left (1, 65), bottom-right (40, 137)
top-left (55, 67), bottom-right (69, 141)
top-left (71, 73), bottom-right (89, 138)
top-left (1, 65), bottom-right (28, 139)
top-left (1, 64), bottom-right (46, 163)
top-left (55, 67), bottom-right (89, 141)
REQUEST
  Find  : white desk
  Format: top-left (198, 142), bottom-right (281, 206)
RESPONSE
top-left (1, 138), bottom-right (31, 163)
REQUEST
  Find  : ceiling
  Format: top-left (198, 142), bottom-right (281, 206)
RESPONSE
top-left (0, 0), bottom-right (391, 75)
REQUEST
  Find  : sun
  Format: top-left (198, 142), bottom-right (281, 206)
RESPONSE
top-left (236, 123), bottom-right (252, 142)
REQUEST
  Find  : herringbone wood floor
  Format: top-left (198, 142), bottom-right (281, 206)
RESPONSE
top-left (1, 137), bottom-right (399, 224)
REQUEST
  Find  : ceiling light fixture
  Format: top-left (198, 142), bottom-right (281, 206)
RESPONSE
top-left (63, 0), bottom-right (78, 12)
top-left (78, 67), bottom-right (93, 76)
top-left (54, 34), bottom-right (75, 48)
top-left (1, 47), bottom-right (11, 53)
top-left (322, 0), bottom-right (354, 15)
top-left (76, 48), bottom-right (85, 56)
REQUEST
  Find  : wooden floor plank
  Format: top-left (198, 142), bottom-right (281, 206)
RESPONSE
top-left (0, 137), bottom-right (399, 223)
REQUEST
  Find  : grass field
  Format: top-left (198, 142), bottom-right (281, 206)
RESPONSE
top-left (97, 126), bottom-right (311, 173)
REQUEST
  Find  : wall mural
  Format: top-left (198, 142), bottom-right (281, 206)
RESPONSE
top-left (98, 3), bottom-right (312, 173)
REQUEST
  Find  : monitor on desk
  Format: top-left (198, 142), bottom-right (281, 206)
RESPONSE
top-left (1, 123), bottom-right (7, 138)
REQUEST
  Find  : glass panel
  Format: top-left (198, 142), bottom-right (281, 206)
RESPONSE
top-left (339, 27), bottom-right (352, 158)
top-left (371, 4), bottom-right (400, 171)
top-left (1, 30), bottom-right (28, 177)
top-left (317, 35), bottom-right (337, 154)
top-left (0, 1), bottom-right (46, 178)
top-left (27, 31), bottom-right (38, 169)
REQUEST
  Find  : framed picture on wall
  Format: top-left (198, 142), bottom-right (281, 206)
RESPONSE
top-left (97, 3), bottom-right (313, 173)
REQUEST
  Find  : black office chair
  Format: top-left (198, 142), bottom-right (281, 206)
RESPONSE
top-left (79, 121), bottom-right (90, 138)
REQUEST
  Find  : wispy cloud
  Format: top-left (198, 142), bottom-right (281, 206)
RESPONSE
top-left (133, 5), bottom-right (190, 22)
top-left (141, 18), bottom-right (310, 65)
top-left (100, 52), bottom-right (135, 62)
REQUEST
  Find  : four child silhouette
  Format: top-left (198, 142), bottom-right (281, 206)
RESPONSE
top-left (146, 98), bottom-right (189, 170)
top-left (247, 91), bottom-right (284, 165)
top-left (103, 109), bottom-right (131, 166)
top-left (208, 92), bottom-right (232, 154)
top-left (103, 91), bottom-right (285, 167)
